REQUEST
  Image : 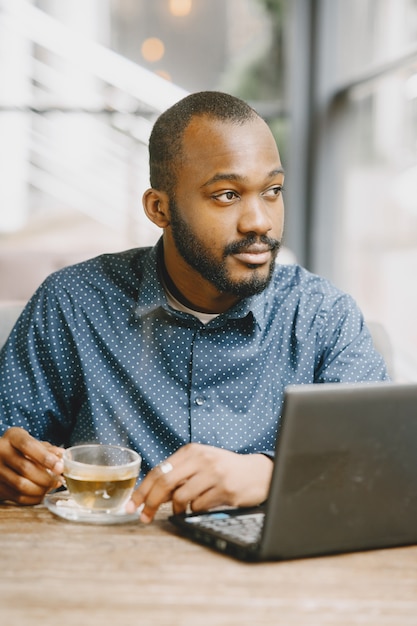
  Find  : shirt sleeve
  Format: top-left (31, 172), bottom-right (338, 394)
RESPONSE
top-left (0, 281), bottom-right (82, 444)
top-left (313, 292), bottom-right (390, 383)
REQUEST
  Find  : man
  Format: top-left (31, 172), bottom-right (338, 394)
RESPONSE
top-left (0, 91), bottom-right (388, 522)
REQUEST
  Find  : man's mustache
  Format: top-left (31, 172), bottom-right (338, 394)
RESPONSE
top-left (224, 235), bottom-right (281, 257)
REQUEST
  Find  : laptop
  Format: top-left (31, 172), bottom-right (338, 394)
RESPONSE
top-left (169, 382), bottom-right (417, 561)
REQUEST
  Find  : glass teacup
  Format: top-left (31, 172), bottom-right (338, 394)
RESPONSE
top-left (63, 444), bottom-right (141, 514)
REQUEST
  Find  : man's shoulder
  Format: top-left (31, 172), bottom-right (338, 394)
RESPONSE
top-left (37, 246), bottom-right (156, 303)
top-left (49, 246), bottom-right (152, 281)
top-left (270, 262), bottom-right (340, 295)
top-left (266, 262), bottom-right (352, 316)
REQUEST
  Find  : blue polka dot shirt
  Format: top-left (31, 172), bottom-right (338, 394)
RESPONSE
top-left (0, 239), bottom-right (389, 477)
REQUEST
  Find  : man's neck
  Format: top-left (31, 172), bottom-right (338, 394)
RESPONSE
top-left (158, 248), bottom-right (239, 314)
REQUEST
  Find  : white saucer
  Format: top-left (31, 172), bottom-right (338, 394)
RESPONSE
top-left (44, 490), bottom-right (141, 525)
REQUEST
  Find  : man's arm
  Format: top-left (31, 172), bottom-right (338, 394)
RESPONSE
top-left (0, 281), bottom-right (82, 446)
top-left (314, 293), bottom-right (390, 384)
top-left (129, 443), bottom-right (273, 523)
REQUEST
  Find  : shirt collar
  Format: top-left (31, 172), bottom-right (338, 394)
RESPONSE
top-left (133, 237), bottom-right (268, 330)
top-left (133, 239), bottom-right (167, 318)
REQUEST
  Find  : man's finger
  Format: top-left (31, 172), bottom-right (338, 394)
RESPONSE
top-left (8, 428), bottom-right (64, 474)
top-left (131, 463), bottom-right (177, 521)
top-left (132, 456), bottom-right (198, 522)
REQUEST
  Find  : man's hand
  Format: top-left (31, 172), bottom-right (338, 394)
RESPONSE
top-left (129, 443), bottom-right (273, 524)
top-left (0, 427), bottom-right (64, 505)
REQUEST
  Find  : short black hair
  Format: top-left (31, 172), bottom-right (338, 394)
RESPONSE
top-left (149, 91), bottom-right (260, 196)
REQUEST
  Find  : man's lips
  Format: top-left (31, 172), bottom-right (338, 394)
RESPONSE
top-left (232, 246), bottom-right (273, 265)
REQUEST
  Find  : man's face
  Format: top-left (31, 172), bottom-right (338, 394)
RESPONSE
top-left (163, 115), bottom-right (285, 307)
top-left (169, 196), bottom-right (280, 298)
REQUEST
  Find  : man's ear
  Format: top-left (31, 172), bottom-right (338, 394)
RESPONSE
top-left (142, 189), bottom-right (170, 228)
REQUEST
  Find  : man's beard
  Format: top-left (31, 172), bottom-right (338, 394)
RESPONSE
top-left (169, 198), bottom-right (281, 298)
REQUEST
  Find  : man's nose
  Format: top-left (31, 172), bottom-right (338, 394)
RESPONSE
top-left (238, 198), bottom-right (273, 235)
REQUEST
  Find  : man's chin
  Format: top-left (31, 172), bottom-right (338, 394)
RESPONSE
top-left (219, 267), bottom-right (273, 297)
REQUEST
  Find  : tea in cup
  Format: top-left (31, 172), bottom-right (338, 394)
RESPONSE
top-left (63, 444), bottom-right (141, 513)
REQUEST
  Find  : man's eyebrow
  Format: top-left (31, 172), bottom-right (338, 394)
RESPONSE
top-left (268, 167), bottom-right (285, 178)
top-left (201, 167), bottom-right (285, 188)
top-left (201, 173), bottom-right (245, 188)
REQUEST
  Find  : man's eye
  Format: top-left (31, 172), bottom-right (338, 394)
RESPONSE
top-left (263, 185), bottom-right (283, 198)
top-left (213, 191), bottom-right (239, 202)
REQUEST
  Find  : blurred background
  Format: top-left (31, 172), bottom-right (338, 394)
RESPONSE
top-left (0, 0), bottom-right (416, 381)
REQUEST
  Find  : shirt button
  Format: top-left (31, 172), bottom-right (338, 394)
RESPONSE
top-left (195, 396), bottom-right (205, 406)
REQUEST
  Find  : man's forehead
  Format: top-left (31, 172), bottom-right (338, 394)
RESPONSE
top-left (179, 115), bottom-right (281, 173)
top-left (183, 113), bottom-right (263, 136)
top-left (182, 115), bottom-right (277, 153)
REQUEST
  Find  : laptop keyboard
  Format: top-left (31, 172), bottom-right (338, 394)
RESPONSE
top-left (186, 511), bottom-right (264, 545)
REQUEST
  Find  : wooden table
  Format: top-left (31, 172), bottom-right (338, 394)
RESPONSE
top-left (1, 501), bottom-right (417, 626)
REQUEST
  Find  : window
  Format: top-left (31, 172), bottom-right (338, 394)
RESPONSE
top-left (286, 0), bottom-right (417, 380)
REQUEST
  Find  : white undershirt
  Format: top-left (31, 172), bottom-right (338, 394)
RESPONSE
top-left (164, 284), bottom-right (220, 325)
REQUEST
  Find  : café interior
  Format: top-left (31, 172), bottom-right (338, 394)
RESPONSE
top-left (1, 1), bottom-right (417, 624)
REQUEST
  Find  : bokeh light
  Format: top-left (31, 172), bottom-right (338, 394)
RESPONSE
top-left (169, 0), bottom-right (193, 18)
top-left (141, 37), bottom-right (165, 63)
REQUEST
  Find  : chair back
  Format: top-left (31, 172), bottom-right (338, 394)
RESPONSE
top-left (0, 302), bottom-right (25, 350)
top-left (367, 321), bottom-right (395, 380)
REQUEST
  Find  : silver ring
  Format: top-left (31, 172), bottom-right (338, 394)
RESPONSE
top-left (158, 461), bottom-right (173, 475)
